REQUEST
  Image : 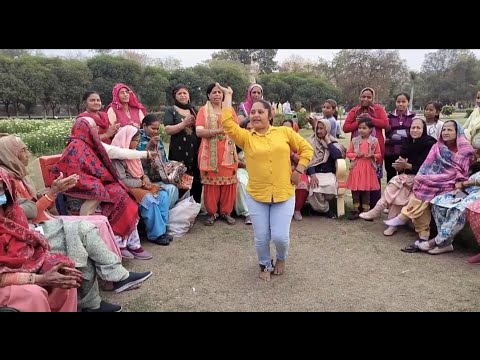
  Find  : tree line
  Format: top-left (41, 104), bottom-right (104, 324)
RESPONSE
top-left (0, 49), bottom-right (479, 118)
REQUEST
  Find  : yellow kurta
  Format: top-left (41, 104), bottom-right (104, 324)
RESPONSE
top-left (222, 109), bottom-right (313, 203)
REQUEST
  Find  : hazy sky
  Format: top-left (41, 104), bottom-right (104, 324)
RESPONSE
top-left (39, 49), bottom-right (480, 71)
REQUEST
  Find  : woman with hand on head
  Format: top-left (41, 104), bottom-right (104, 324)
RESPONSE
top-left (218, 83), bottom-right (313, 282)
top-left (196, 83), bottom-right (238, 226)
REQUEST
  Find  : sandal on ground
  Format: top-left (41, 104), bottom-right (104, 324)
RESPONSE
top-left (220, 213), bottom-right (236, 225)
top-left (204, 214), bottom-right (217, 226)
top-left (259, 260), bottom-right (275, 272)
top-left (244, 215), bottom-right (252, 225)
top-left (401, 243), bottom-right (420, 253)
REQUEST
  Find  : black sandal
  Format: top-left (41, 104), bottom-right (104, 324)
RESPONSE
top-left (204, 214), bottom-right (217, 226)
top-left (401, 243), bottom-right (420, 253)
top-left (259, 260), bottom-right (275, 272)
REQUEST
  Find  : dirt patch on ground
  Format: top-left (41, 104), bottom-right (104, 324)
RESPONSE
top-left (102, 213), bottom-right (480, 312)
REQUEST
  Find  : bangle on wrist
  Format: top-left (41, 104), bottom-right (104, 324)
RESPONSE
top-left (44, 193), bottom-right (55, 202)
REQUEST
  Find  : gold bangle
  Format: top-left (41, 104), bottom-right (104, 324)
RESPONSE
top-left (44, 193), bottom-right (54, 202)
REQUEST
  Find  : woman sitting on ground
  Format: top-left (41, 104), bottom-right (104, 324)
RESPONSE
top-left (112, 125), bottom-right (172, 246)
top-left (136, 114), bottom-right (179, 209)
top-left (359, 118), bottom-right (437, 236)
top-left (385, 121), bottom-right (475, 251)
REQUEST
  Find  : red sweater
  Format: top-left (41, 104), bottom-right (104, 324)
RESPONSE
top-left (343, 104), bottom-right (389, 159)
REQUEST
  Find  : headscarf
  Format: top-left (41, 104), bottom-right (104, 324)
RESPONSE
top-left (172, 85), bottom-right (196, 115)
top-left (413, 121), bottom-right (475, 201)
top-left (0, 168), bottom-right (74, 275)
top-left (307, 119), bottom-right (344, 168)
top-left (402, 117), bottom-right (437, 155)
top-left (105, 83), bottom-right (147, 127)
top-left (51, 118), bottom-right (139, 237)
top-left (111, 125), bottom-right (144, 179)
top-left (0, 135), bottom-right (36, 197)
top-left (77, 111), bottom-right (110, 132)
top-left (239, 84), bottom-right (263, 117)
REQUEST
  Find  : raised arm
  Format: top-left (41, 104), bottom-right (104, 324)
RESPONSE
top-left (214, 84), bottom-right (249, 149)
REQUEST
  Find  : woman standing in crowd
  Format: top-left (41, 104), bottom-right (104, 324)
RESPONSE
top-left (424, 101), bottom-right (444, 140)
top-left (219, 83), bottom-right (313, 282)
top-left (80, 91), bottom-right (120, 144)
top-left (106, 83), bottom-right (147, 128)
top-left (196, 83), bottom-right (238, 226)
top-left (237, 84), bottom-right (264, 126)
top-left (384, 92), bottom-right (415, 182)
top-left (163, 85), bottom-right (202, 203)
top-left (343, 87), bottom-right (389, 209)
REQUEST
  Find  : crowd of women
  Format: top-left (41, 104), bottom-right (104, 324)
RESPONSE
top-left (2, 81), bottom-right (480, 311)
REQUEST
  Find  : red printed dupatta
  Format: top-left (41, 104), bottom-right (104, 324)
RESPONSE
top-left (0, 169), bottom-right (74, 274)
top-left (51, 118), bottom-right (138, 237)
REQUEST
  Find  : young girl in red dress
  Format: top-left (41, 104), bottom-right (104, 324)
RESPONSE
top-left (346, 118), bottom-right (381, 220)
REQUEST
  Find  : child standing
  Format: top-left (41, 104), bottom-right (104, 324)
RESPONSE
top-left (346, 118), bottom-right (382, 220)
top-left (322, 99), bottom-right (338, 138)
top-left (424, 101), bottom-right (444, 140)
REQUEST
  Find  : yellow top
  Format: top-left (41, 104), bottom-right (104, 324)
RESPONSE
top-left (222, 108), bottom-right (313, 203)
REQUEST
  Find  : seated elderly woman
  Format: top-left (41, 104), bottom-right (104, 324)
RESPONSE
top-left (295, 118), bottom-right (345, 219)
top-left (52, 117), bottom-right (157, 261)
top-left (359, 118), bottom-right (437, 236)
top-left (418, 161), bottom-right (480, 254)
top-left (0, 137), bottom-right (153, 312)
top-left (136, 113), bottom-right (179, 209)
top-left (111, 125), bottom-right (172, 246)
top-left (0, 169), bottom-right (80, 312)
top-left (384, 121), bottom-right (475, 252)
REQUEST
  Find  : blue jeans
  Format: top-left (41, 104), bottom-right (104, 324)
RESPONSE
top-left (246, 193), bottom-right (295, 270)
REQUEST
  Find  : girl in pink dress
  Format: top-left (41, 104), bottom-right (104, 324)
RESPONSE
top-left (346, 118), bottom-right (381, 220)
